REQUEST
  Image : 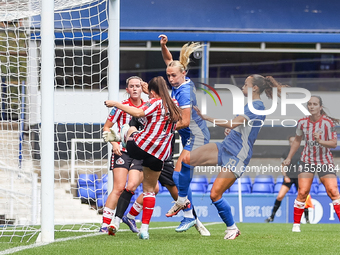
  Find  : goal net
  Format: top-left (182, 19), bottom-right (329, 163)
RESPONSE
top-left (0, 0), bottom-right (111, 242)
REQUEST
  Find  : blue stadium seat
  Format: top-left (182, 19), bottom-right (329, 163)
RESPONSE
top-left (78, 185), bottom-right (96, 200)
top-left (159, 183), bottom-right (171, 195)
top-left (135, 184), bottom-right (143, 195)
top-left (337, 176), bottom-right (340, 185)
top-left (252, 183), bottom-right (274, 194)
top-left (96, 194), bottom-right (108, 208)
top-left (312, 177), bottom-right (319, 185)
top-left (101, 174), bottom-right (109, 183)
top-left (234, 176), bottom-right (252, 186)
top-left (77, 174), bottom-right (98, 200)
top-left (206, 183), bottom-right (213, 193)
top-left (191, 176), bottom-right (208, 185)
top-left (254, 175), bottom-right (274, 185)
top-left (95, 180), bottom-right (108, 197)
top-left (287, 184), bottom-right (297, 194)
top-left (190, 182), bottom-right (207, 194)
top-left (273, 183), bottom-right (282, 194)
top-left (242, 175), bottom-right (252, 185)
top-left (276, 175), bottom-right (284, 184)
top-left (209, 176), bottom-right (217, 184)
top-left (310, 183), bottom-right (318, 195)
top-left (318, 183), bottom-right (327, 195)
top-left (78, 174), bottom-right (98, 186)
top-left (229, 183), bottom-right (251, 194)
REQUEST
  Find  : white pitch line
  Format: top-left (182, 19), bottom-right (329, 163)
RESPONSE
top-left (0, 222), bottom-right (223, 254)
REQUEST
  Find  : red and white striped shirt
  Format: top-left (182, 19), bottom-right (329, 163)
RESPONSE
top-left (297, 115), bottom-right (337, 165)
top-left (134, 98), bottom-right (178, 161)
top-left (107, 98), bottom-right (143, 152)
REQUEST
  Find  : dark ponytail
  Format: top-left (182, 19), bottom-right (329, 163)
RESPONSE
top-left (250, 74), bottom-right (288, 99)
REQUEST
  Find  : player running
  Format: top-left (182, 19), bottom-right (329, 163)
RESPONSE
top-left (283, 95), bottom-right (340, 232)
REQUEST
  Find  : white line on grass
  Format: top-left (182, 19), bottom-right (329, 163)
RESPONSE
top-left (0, 222), bottom-right (222, 254)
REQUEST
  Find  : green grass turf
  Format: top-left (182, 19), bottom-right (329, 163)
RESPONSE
top-left (1, 222), bottom-right (340, 254)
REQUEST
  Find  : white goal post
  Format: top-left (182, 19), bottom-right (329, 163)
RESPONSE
top-left (0, 0), bottom-right (120, 243)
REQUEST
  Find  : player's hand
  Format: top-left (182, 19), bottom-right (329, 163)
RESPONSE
top-left (224, 128), bottom-right (231, 136)
top-left (112, 142), bottom-right (122, 156)
top-left (102, 128), bottom-right (118, 143)
top-left (282, 158), bottom-right (291, 166)
top-left (141, 81), bottom-right (149, 94)
top-left (104, 100), bottom-right (116, 108)
top-left (193, 106), bottom-right (207, 120)
top-left (313, 132), bottom-right (321, 143)
top-left (158, 34), bottom-right (168, 46)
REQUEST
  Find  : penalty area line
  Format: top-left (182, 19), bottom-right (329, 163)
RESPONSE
top-left (0, 222), bottom-right (223, 255)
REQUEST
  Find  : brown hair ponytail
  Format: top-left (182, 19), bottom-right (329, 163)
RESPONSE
top-left (148, 76), bottom-right (182, 123)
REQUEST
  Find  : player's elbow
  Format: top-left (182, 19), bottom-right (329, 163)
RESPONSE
top-left (330, 142), bottom-right (337, 149)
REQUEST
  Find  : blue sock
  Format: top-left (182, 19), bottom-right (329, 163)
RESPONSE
top-left (178, 162), bottom-right (193, 197)
top-left (172, 171), bottom-right (180, 187)
top-left (213, 198), bottom-right (235, 227)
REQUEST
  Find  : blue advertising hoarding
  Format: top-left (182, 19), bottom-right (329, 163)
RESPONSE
top-left (152, 194), bottom-right (338, 224)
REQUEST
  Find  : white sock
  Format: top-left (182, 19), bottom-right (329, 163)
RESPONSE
top-left (102, 207), bottom-right (115, 227)
top-left (332, 198), bottom-right (340, 205)
top-left (127, 202), bottom-right (143, 220)
top-left (113, 216), bottom-right (121, 229)
top-left (294, 199), bottom-right (305, 209)
top-left (140, 223), bottom-right (149, 232)
top-left (177, 196), bottom-right (187, 205)
top-left (227, 223), bottom-right (237, 230)
top-left (183, 209), bottom-right (194, 219)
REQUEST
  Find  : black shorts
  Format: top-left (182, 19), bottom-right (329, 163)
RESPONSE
top-left (110, 151), bottom-right (143, 171)
top-left (158, 160), bottom-right (175, 186)
top-left (126, 139), bottom-right (164, 172)
top-left (282, 177), bottom-right (299, 189)
top-left (299, 162), bottom-right (337, 178)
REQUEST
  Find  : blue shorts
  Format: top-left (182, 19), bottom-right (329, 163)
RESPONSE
top-left (182, 127), bottom-right (210, 151)
top-left (216, 142), bottom-right (246, 178)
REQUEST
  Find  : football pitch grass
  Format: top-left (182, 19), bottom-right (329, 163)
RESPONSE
top-left (1, 222), bottom-right (339, 254)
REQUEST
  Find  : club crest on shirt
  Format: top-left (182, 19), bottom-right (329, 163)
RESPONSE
top-left (116, 157), bottom-right (125, 165)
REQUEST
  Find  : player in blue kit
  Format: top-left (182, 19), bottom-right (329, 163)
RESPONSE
top-left (183, 74), bottom-right (287, 239)
top-left (159, 34), bottom-right (210, 234)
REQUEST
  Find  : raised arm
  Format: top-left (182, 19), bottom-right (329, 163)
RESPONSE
top-left (159, 34), bottom-right (173, 66)
top-left (193, 106), bottom-right (247, 129)
top-left (104, 100), bottom-right (145, 118)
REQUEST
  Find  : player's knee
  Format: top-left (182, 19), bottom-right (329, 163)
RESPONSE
top-left (326, 186), bottom-right (339, 198)
top-left (113, 187), bottom-right (124, 197)
top-left (125, 183), bottom-right (138, 192)
top-left (210, 190), bottom-right (222, 202)
top-left (298, 189), bottom-right (309, 200)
